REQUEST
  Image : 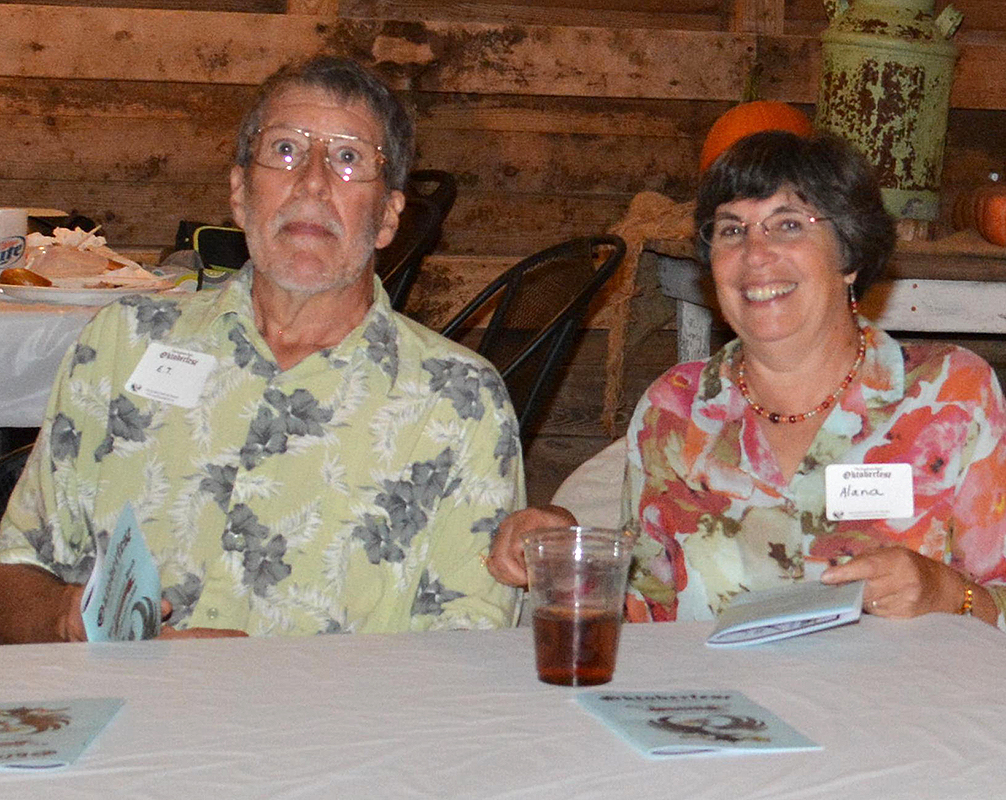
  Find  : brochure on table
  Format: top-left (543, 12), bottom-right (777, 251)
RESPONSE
top-left (80, 502), bottom-right (161, 641)
top-left (706, 580), bottom-right (865, 647)
top-left (577, 691), bottom-right (820, 758)
top-left (0, 698), bottom-right (124, 769)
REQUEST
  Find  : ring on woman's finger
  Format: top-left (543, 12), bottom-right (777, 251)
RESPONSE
top-left (870, 599), bottom-right (878, 610)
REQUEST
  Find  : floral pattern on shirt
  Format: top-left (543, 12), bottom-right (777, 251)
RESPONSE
top-left (623, 320), bottom-right (1006, 623)
top-left (0, 269), bottom-right (523, 635)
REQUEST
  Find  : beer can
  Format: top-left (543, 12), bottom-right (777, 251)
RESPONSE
top-left (0, 208), bottom-right (28, 272)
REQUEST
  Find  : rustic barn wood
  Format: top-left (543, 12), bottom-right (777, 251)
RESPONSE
top-left (0, 0), bottom-right (284, 9)
top-left (729, 0), bottom-right (784, 35)
top-left (2, 6), bottom-right (1003, 107)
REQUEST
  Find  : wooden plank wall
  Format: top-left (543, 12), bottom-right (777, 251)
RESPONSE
top-left (2, 0), bottom-right (1006, 503)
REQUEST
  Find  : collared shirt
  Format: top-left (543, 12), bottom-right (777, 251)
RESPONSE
top-left (623, 320), bottom-right (1006, 623)
top-left (0, 268), bottom-right (523, 635)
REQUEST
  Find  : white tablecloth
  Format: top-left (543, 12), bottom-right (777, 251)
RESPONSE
top-left (2, 615), bottom-right (1004, 798)
top-left (0, 300), bottom-right (96, 427)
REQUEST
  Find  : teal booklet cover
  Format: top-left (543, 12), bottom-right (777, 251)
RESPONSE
top-left (0, 698), bottom-right (124, 769)
top-left (577, 690), bottom-right (820, 758)
top-left (80, 502), bottom-right (161, 641)
top-left (706, 580), bottom-right (865, 647)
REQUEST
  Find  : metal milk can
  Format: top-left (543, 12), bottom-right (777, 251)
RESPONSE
top-left (814, 0), bottom-right (964, 221)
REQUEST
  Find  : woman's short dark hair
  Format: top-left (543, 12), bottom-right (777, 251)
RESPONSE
top-left (235, 55), bottom-right (415, 192)
top-left (694, 130), bottom-right (896, 294)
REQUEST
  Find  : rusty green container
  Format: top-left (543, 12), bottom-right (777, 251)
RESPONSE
top-left (815, 0), bottom-right (963, 220)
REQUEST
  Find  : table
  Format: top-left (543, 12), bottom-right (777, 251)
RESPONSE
top-left (2, 614), bottom-right (1004, 799)
top-left (0, 299), bottom-right (96, 427)
top-left (644, 233), bottom-right (1006, 362)
top-left (0, 248), bottom-right (184, 432)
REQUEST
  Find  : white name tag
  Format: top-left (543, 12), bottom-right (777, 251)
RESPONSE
top-left (125, 344), bottom-right (216, 408)
top-left (825, 463), bottom-right (914, 521)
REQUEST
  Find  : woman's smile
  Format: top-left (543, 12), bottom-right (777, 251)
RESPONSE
top-left (742, 281), bottom-right (797, 303)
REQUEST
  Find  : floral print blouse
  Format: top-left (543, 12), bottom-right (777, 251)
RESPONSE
top-left (0, 269), bottom-right (523, 635)
top-left (623, 319), bottom-right (1006, 625)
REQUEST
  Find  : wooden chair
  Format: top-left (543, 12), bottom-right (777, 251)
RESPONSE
top-left (441, 234), bottom-right (626, 442)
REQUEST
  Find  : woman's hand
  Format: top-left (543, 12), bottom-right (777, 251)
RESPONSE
top-left (820, 545), bottom-right (984, 620)
top-left (486, 505), bottom-right (578, 587)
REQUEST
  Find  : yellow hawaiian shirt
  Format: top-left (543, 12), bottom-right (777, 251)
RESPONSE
top-left (0, 269), bottom-right (523, 635)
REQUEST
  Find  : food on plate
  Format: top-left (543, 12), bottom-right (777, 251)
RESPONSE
top-left (0, 267), bottom-right (52, 286)
top-left (23, 227), bottom-right (170, 290)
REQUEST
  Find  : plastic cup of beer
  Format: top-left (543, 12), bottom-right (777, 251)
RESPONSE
top-left (523, 526), bottom-right (636, 686)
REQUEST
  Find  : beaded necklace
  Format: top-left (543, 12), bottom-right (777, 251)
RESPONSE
top-left (736, 325), bottom-right (867, 424)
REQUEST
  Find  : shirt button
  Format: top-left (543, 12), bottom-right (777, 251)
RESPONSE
top-left (206, 607), bottom-right (219, 620)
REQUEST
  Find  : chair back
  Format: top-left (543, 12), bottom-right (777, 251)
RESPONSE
top-left (441, 234), bottom-right (626, 441)
top-left (376, 170), bottom-right (458, 311)
top-left (375, 195), bottom-right (442, 311)
top-left (406, 169), bottom-right (458, 221)
top-left (0, 444), bottom-right (33, 519)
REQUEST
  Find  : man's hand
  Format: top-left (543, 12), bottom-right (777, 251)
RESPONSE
top-left (486, 505), bottom-right (577, 587)
top-left (157, 598), bottom-right (247, 639)
top-left (0, 564), bottom-right (89, 644)
top-left (55, 582), bottom-right (87, 643)
top-left (158, 626), bottom-right (248, 640)
top-left (821, 545), bottom-right (973, 618)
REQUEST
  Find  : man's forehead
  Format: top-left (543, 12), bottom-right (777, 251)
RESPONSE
top-left (260, 85), bottom-right (382, 140)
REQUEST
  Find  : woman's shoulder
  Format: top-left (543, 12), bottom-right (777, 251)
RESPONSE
top-left (630, 343), bottom-right (736, 429)
top-left (901, 340), bottom-right (1002, 402)
top-left (644, 358), bottom-right (711, 407)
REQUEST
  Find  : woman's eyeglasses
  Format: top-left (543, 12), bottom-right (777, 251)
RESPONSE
top-left (699, 211), bottom-right (833, 249)
top-left (251, 125), bottom-right (387, 183)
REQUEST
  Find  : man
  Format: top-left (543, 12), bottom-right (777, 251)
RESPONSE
top-left (0, 56), bottom-right (523, 642)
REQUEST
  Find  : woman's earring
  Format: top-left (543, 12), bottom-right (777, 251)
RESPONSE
top-left (848, 283), bottom-right (859, 316)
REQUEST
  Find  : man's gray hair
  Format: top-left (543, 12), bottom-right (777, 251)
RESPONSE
top-left (235, 55), bottom-right (415, 191)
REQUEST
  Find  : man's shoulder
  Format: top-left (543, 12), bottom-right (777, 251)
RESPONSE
top-left (87, 284), bottom-right (237, 343)
top-left (392, 311), bottom-right (502, 376)
top-left (388, 312), bottom-right (514, 422)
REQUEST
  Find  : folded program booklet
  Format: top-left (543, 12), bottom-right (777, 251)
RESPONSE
top-left (577, 690), bottom-right (820, 758)
top-left (706, 580), bottom-right (865, 648)
top-left (0, 698), bottom-right (123, 769)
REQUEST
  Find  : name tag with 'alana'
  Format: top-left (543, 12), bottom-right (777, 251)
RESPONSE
top-left (825, 463), bottom-right (914, 521)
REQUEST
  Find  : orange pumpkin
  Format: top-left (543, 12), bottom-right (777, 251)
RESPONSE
top-left (952, 186), bottom-right (1006, 247)
top-left (699, 101), bottom-right (814, 173)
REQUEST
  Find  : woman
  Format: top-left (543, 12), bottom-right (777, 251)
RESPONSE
top-left (490, 130), bottom-right (1006, 629)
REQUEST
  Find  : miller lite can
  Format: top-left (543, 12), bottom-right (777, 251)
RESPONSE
top-left (0, 208), bottom-right (27, 272)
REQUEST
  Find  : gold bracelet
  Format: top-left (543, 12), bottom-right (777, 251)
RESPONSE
top-left (958, 586), bottom-right (974, 617)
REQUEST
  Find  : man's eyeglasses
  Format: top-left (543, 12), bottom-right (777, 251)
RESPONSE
top-left (251, 125), bottom-right (387, 182)
top-left (698, 210), bottom-right (833, 249)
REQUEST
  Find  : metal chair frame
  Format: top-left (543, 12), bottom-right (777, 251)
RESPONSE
top-left (376, 169), bottom-right (458, 311)
top-left (0, 443), bottom-right (33, 519)
top-left (375, 194), bottom-right (442, 311)
top-left (441, 234), bottom-right (626, 440)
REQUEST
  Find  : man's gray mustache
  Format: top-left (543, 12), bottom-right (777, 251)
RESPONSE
top-left (271, 207), bottom-right (344, 237)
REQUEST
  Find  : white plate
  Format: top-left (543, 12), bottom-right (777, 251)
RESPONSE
top-left (0, 284), bottom-right (168, 306)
